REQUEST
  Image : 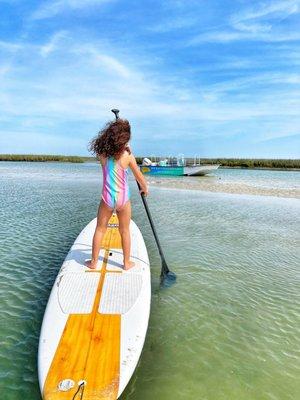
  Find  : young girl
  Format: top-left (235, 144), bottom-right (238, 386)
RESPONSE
top-left (85, 118), bottom-right (148, 270)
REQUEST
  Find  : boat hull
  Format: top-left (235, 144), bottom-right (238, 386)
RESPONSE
top-left (140, 164), bottom-right (219, 176)
top-left (184, 165), bottom-right (220, 176)
top-left (140, 165), bottom-right (184, 176)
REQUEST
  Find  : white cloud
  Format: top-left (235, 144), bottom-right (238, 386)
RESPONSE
top-left (189, 0), bottom-right (300, 44)
top-left (72, 45), bottom-right (132, 79)
top-left (149, 16), bottom-right (198, 33)
top-left (1, 37), bottom-right (299, 121)
top-left (0, 130), bottom-right (87, 154)
top-left (231, 21), bottom-right (272, 34)
top-left (31, 0), bottom-right (114, 20)
top-left (257, 124), bottom-right (300, 141)
top-left (189, 29), bottom-right (300, 44)
top-left (205, 72), bottom-right (300, 95)
top-left (230, 0), bottom-right (300, 34)
top-left (40, 31), bottom-right (68, 57)
top-left (0, 40), bottom-right (22, 52)
top-left (0, 64), bottom-right (11, 76)
top-left (231, 0), bottom-right (300, 23)
top-left (0, 30), bottom-right (299, 155)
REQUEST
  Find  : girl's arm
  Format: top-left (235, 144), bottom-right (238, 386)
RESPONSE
top-left (129, 154), bottom-right (149, 195)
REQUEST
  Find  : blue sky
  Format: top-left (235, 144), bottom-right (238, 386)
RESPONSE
top-left (0, 0), bottom-right (299, 158)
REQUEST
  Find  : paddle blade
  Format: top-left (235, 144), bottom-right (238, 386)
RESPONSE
top-left (160, 259), bottom-right (176, 288)
top-left (160, 271), bottom-right (176, 288)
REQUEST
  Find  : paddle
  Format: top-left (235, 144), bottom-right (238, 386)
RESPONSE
top-left (111, 109), bottom-right (176, 286)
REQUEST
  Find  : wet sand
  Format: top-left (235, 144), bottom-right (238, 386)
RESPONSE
top-left (147, 176), bottom-right (300, 199)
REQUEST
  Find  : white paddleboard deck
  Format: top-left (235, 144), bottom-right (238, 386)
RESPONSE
top-left (38, 215), bottom-right (151, 399)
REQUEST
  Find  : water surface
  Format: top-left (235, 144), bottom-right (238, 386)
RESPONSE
top-left (148, 167), bottom-right (300, 198)
top-left (0, 162), bottom-right (299, 399)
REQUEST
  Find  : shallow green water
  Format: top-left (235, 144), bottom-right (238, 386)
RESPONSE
top-left (0, 162), bottom-right (299, 400)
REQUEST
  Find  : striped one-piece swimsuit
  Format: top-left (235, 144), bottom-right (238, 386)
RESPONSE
top-left (101, 157), bottom-right (130, 211)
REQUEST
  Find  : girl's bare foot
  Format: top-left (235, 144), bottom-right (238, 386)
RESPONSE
top-left (124, 260), bottom-right (135, 271)
top-left (85, 259), bottom-right (98, 269)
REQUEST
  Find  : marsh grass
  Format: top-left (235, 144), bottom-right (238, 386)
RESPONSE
top-left (0, 154), bottom-right (84, 163)
top-left (198, 158), bottom-right (300, 169)
top-left (1, 154), bottom-right (299, 169)
top-left (136, 157), bottom-right (300, 169)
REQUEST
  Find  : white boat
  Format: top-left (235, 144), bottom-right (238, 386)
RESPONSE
top-left (38, 214), bottom-right (151, 399)
top-left (141, 157), bottom-right (220, 176)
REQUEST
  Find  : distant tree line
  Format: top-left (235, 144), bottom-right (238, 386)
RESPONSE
top-left (1, 154), bottom-right (299, 169)
top-left (0, 154), bottom-right (84, 163)
top-left (136, 157), bottom-right (300, 169)
top-left (197, 158), bottom-right (300, 169)
top-left (136, 157), bottom-right (300, 168)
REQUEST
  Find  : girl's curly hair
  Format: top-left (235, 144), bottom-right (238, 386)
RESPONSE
top-left (89, 119), bottom-right (131, 159)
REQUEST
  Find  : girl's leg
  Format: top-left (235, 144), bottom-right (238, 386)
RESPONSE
top-left (86, 200), bottom-right (113, 269)
top-left (117, 201), bottom-right (135, 270)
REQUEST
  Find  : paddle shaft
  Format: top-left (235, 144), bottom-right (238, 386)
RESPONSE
top-left (110, 108), bottom-right (173, 280)
top-left (136, 181), bottom-right (170, 276)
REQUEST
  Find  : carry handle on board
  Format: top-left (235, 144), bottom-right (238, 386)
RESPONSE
top-left (111, 109), bottom-right (176, 286)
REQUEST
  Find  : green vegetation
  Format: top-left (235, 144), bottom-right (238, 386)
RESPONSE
top-left (197, 158), bottom-right (300, 169)
top-left (135, 157), bottom-right (143, 165)
top-left (138, 157), bottom-right (299, 169)
top-left (81, 156), bottom-right (97, 162)
top-left (0, 154), bottom-right (84, 163)
top-left (1, 154), bottom-right (299, 169)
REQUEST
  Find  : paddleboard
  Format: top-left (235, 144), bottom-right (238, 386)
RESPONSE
top-left (38, 214), bottom-right (151, 399)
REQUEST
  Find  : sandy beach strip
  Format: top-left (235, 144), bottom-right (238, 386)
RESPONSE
top-left (147, 176), bottom-right (300, 199)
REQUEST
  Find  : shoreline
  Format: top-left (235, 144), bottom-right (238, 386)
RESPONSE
top-left (1, 160), bottom-right (300, 172)
top-left (147, 177), bottom-right (300, 199)
top-left (1, 157), bottom-right (300, 170)
top-left (219, 166), bottom-right (300, 171)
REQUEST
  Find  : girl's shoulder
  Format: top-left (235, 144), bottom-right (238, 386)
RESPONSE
top-left (120, 147), bottom-right (132, 159)
top-left (99, 149), bottom-right (132, 166)
top-left (118, 148), bottom-right (132, 168)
